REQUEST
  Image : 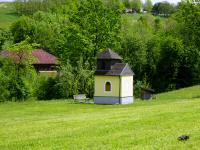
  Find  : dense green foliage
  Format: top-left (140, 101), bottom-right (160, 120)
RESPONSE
top-left (0, 40), bottom-right (37, 101)
top-left (14, 0), bottom-right (73, 15)
top-left (0, 29), bottom-right (11, 50)
top-left (120, 2), bottom-right (200, 92)
top-left (143, 0), bottom-right (153, 12)
top-left (1, 86), bottom-right (200, 149)
top-left (122, 0), bottom-right (142, 12)
top-left (152, 2), bottom-right (176, 16)
top-left (36, 60), bottom-right (94, 100)
top-left (0, 0), bottom-right (200, 100)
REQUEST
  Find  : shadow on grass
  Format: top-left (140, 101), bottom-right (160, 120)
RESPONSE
top-left (6, 12), bottom-right (19, 16)
top-left (192, 95), bottom-right (200, 99)
top-left (67, 100), bottom-right (94, 105)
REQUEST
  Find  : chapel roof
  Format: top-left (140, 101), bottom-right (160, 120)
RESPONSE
top-left (97, 48), bottom-right (122, 60)
top-left (95, 63), bottom-right (134, 76)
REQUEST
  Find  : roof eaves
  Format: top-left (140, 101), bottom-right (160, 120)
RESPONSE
top-left (120, 64), bottom-right (134, 76)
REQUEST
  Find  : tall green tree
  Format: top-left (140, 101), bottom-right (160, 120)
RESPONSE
top-left (155, 36), bottom-right (184, 91)
top-left (1, 39), bottom-right (37, 101)
top-left (173, 2), bottom-right (200, 48)
top-left (63, 0), bottom-right (122, 65)
top-left (152, 2), bottom-right (176, 16)
top-left (11, 16), bottom-right (35, 43)
top-left (10, 11), bottom-right (68, 56)
top-left (143, 0), bottom-right (153, 12)
top-left (122, 0), bottom-right (131, 8)
top-left (172, 2), bottom-right (200, 86)
top-left (120, 34), bottom-right (147, 80)
top-left (0, 29), bottom-right (12, 50)
top-left (130, 0), bottom-right (142, 12)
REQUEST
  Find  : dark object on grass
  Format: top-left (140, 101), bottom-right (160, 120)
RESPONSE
top-left (178, 135), bottom-right (190, 141)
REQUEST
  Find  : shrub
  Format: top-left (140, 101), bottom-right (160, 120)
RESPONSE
top-left (36, 76), bottom-right (59, 100)
top-left (134, 77), bottom-right (150, 98)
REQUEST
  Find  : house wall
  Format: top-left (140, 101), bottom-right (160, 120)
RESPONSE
top-left (94, 76), bottom-right (120, 97)
top-left (33, 64), bottom-right (56, 72)
top-left (39, 71), bottom-right (57, 76)
top-left (120, 76), bottom-right (133, 97)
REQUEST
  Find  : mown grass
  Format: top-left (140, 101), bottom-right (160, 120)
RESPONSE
top-left (1, 86), bottom-right (200, 150)
top-left (0, 2), bottom-right (19, 29)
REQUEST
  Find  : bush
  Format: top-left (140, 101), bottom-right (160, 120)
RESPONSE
top-left (134, 77), bottom-right (150, 98)
top-left (36, 76), bottom-right (60, 100)
top-left (0, 69), bottom-right (10, 102)
top-left (36, 59), bottom-right (94, 100)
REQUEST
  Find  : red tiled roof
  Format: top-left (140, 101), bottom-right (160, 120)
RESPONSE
top-left (32, 49), bottom-right (57, 64)
top-left (0, 49), bottom-right (58, 65)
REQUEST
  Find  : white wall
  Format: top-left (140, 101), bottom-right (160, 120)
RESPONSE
top-left (120, 76), bottom-right (133, 97)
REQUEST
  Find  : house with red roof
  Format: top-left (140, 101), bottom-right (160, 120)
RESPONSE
top-left (0, 49), bottom-right (58, 75)
top-left (32, 49), bottom-right (58, 74)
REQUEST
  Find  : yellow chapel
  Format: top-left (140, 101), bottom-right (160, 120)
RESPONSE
top-left (94, 48), bottom-right (134, 104)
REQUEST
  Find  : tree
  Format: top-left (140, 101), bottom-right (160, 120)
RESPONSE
top-left (143, 0), bottom-right (153, 12)
top-left (11, 0), bottom-right (122, 67)
top-left (63, 0), bottom-right (122, 66)
top-left (130, 0), bottom-right (142, 13)
top-left (145, 35), bottom-right (161, 84)
top-left (0, 57), bottom-right (11, 101)
top-left (36, 58), bottom-right (94, 100)
top-left (11, 16), bottom-right (35, 43)
top-left (14, 0), bottom-right (71, 15)
top-left (0, 29), bottom-right (12, 50)
top-left (155, 36), bottom-right (184, 91)
top-left (120, 13), bottom-right (156, 82)
top-left (120, 34), bottom-right (147, 80)
top-left (1, 39), bottom-right (38, 101)
top-left (10, 11), bottom-right (68, 56)
top-left (172, 2), bottom-right (200, 86)
top-left (152, 2), bottom-right (176, 16)
top-left (173, 2), bottom-right (200, 48)
top-left (122, 0), bottom-right (131, 8)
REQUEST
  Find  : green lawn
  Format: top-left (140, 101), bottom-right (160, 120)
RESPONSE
top-left (0, 2), bottom-right (19, 29)
top-left (1, 86), bottom-right (200, 150)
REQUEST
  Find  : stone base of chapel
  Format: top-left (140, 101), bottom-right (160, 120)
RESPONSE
top-left (94, 96), bottom-right (134, 105)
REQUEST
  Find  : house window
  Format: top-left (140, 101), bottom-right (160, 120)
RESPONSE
top-left (105, 81), bottom-right (111, 92)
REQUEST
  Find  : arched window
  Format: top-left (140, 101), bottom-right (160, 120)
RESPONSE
top-left (105, 81), bottom-right (111, 92)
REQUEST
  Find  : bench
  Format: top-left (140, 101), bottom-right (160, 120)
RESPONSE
top-left (73, 94), bottom-right (89, 103)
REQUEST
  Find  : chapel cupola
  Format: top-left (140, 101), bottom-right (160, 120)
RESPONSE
top-left (96, 48), bottom-right (122, 70)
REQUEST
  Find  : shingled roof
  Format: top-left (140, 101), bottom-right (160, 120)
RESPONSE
top-left (95, 63), bottom-right (134, 76)
top-left (97, 48), bottom-right (122, 60)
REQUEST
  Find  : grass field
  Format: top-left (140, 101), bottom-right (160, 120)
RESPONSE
top-left (1, 85), bottom-right (200, 150)
top-left (0, 2), bottom-right (19, 29)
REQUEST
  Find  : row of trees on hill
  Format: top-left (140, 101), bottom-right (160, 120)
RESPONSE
top-left (0, 0), bottom-right (200, 101)
top-left (14, 0), bottom-right (177, 16)
top-left (122, 0), bottom-right (176, 15)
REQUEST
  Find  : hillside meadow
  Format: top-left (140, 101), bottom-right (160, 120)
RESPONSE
top-left (1, 85), bottom-right (200, 150)
top-left (0, 2), bottom-right (19, 29)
